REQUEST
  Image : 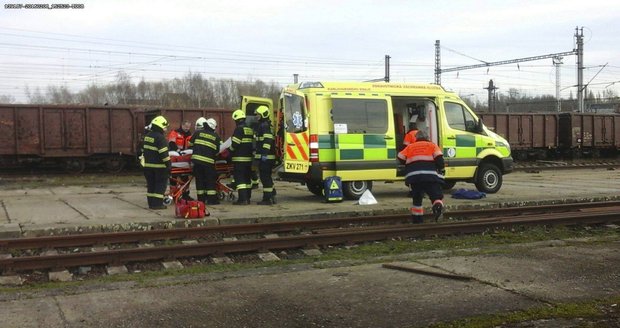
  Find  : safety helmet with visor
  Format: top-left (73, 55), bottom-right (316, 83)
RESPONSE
top-left (195, 117), bottom-right (207, 130)
top-left (151, 116), bottom-right (169, 129)
top-left (255, 105), bottom-right (270, 119)
top-left (232, 109), bottom-right (246, 121)
top-left (206, 118), bottom-right (217, 130)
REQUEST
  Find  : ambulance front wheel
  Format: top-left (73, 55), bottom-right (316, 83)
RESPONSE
top-left (343, 181), bottom-right (373, 200)
top-left (475, 163), bottom-right (502, 194)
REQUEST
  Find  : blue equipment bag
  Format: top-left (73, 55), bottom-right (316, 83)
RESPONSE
top-left (324, 176), bottom-right (343, 202)
top-left (451, 188), bottom-right (486, 199)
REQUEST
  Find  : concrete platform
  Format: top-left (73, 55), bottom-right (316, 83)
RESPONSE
top-left (0, 238), bottom-right (618, 327)
top-left (0, 168), bottom-right (618, 237)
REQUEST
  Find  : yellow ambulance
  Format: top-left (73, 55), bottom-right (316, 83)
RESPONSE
top-left (242, 81), bottom-right (513, 199)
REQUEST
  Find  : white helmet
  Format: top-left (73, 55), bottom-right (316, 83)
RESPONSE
top-left (195, 117), bottom-right (207, 130)
top-left (206, 118), bottom-right (217, 130)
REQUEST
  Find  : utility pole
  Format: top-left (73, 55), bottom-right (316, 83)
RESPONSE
top-left (434, 40), bottom-right (441, 84)
top-left (384, 55), bottom-right (391, 82)
top-left (553, 56), bottom-right (563, 112)
top-left (364, 55), bottom-right (391, 83)
top-left (484, 79), bottom-right (498, 112)
top-left (575, 26), bottom-right (584, 113)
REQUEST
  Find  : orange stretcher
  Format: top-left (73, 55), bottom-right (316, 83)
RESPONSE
top-left (165, 151), bottom-right (235, 204)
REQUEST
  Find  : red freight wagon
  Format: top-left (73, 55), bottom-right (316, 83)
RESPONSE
top-left (0, 104), bottom-right (138, 171)
top-left (479, 113), bottom-right (560, 160)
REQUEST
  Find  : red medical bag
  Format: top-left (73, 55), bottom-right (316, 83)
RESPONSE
top-left (175, 199), bottom-right (208, 219)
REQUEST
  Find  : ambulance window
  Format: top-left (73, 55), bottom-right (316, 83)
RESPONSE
top-left (444, 102), bottom-right (476, 132)
top-left (332, 99), bottom-right (388, 134)
top-left (284, 93), bottom-right (306, 133)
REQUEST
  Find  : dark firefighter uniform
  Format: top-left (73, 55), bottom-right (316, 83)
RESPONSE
top-left (190, 118), bottom-right (221, 205)
top-left (142, 116), bottom-right (171, 209)
top-left (397, 130), bottom-right (445, 224)
top-left (254, 106), bottom-right (277, 205)
top-left (230, 110), bottom-right (254, 205)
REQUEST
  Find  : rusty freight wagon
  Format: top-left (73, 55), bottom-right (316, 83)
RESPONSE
top-left (558, 113), bottom-right (620, 158)
top-left (478, 113), bottom-right (561, 160)
top-left (479, 112), bottom-right (620, 160)
top-left (139, 107), bottom-right (235, 142)
top-left (0, 104), bottom-right (139, 172)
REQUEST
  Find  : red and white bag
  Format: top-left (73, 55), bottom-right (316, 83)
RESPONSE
top-left (175, 199), bottom-right (208, 219)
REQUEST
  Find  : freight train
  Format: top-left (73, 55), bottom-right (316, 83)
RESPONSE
top-left (478, 112), bottom-right (620, 160)
top-left (0, 104), bottom-right (235, 172)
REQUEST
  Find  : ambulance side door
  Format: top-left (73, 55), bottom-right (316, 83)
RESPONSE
top-left (440, 101), bottom-right (482, 178)
top-left (330, 95), bottom-right (396, 180)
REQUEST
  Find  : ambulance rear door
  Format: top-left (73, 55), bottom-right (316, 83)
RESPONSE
top-left (241, 96), bottom-right (273, 129)
top-left (281, 90), bottom-right (310, 174)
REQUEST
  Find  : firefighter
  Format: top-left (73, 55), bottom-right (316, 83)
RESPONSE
top-left (167, 120), bottom-right (192, 151)
top-left (254, 105), bottom-right (277, 205)
top-left (229, 109), bottom-right (254, 205)
top-left (190, 117), bottom-right (221, 205)
top-left (142, 116), bottom-right (171, 210)
top-left (397, 130), bottom-right (445, 224)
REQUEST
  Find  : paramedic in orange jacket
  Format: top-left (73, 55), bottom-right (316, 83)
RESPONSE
top-left (397, 130), bottom-right (445, 224)
top-left (167, 120), bottom-right (192, 151)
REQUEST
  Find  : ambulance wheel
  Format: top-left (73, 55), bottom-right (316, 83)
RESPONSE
top-left (343, 181), bottom-right (372, 200)
top-left (306, 181), bottom-right (324, 197)
top-left (475, 163), bottom-right (502, 194)
top-left (442, 180), bottom-right (456, 190)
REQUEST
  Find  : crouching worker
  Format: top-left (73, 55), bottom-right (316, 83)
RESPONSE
top-left (397, 130), bottom-right (445, 223)
top-left (142, 116), bottom-right (171, 210)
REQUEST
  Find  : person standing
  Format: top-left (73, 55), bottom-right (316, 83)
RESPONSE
top-left (167, 120), bottom-right (192, 151)
top-left (190, 117), bottom-right (221, 205)
top-left (254, 106), bottom-right (277, 205)
top-left (167, 120), bottom-right (193, 200)
top-left (229, 109), bottom-right (254, 205)
top-left (142, 116), bottom-right (171, 210)
top-left (397, 130), bottom-right (445, 224)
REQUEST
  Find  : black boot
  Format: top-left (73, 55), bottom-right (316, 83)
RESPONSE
top-left (233, 189), bottom-right (250, 205)
top-left (432, 203), bottom-right (444, 222)
top-left (257, 192), bottom-right (273, 205)
top-left (411, 215), bottom-right (424, 224)
top-left (207, 195), bottom-right (220, 205)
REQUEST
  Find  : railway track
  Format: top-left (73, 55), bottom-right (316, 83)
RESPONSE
top-left (0, 201), bottom-right (619, 279)
top-left (513, 159), bottom-right (620, 171)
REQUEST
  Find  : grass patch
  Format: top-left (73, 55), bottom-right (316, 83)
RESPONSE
top-left (430, 296), bottom-right (620, 328)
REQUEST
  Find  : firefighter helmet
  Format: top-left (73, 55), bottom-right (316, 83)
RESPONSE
top-left (195, 117), bottom-right (207, 130)
top-left (151, 116), bottom-right (168, 129)
top-left (206, 118), bottom-right (217, 130)
top-left (255, 105), bottom-right (269, 119)
top-left (232, 109), bottom-right (246, 121)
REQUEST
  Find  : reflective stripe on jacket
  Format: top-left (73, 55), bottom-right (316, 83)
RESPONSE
top-left (143, 130), bottom-right (170, 169)
top-left (230, 123), bottom-right (254, 162)
top-left (398, 140), bottom-right (444, 184)
top-left (254, 120), bottom-right (276, 160)
top-left (190, 130), bottom-right (221, 165)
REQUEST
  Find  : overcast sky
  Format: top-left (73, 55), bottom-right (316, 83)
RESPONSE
top-left (1, 0), bottom-right (619, 104)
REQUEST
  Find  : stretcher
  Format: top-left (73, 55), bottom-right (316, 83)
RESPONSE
top-left (164, 149), bottom-right (235, 205)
